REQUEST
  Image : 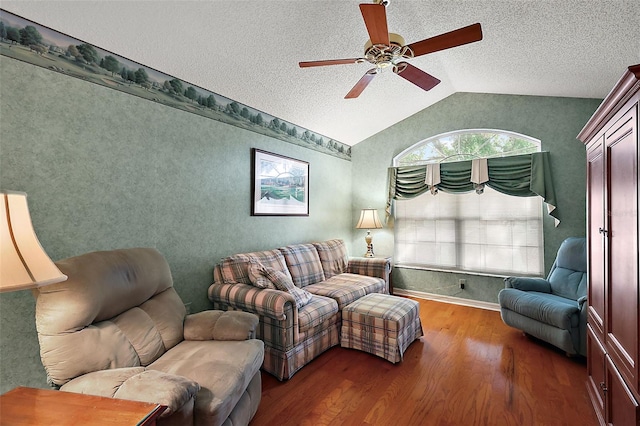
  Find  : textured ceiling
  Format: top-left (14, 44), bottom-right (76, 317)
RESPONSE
top-left (3, 1), bottom-right (639, 146)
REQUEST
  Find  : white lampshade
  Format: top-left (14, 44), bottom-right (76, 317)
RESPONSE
top-left (355, 208), bottom-right (383, 230)
top-left (0, 190), bottom-right (67, 292)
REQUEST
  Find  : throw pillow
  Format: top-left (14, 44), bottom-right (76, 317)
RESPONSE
top-left (264, 267), bottom-right (313, 308)
top-left (218, 250), bottom-right (292, 285)
top-left (313, 239), bottom-right (349, 278)
top-left (279, 244), bottom-right (326, 287)
top-left (247, 258), bottom-right (276, 290)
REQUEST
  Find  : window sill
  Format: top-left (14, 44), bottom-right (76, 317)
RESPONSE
top-left (394, 263), bottom-right (543, 279)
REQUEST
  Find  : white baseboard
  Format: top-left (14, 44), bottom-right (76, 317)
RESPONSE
top-left (393, 288), bottom-right (501, 312)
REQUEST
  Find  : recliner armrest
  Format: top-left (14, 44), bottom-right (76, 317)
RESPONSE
top-left (60, 368), bottom-right (200, 418)
top-left (184, 310), bottom-right (259, 341)
top-left (504, 276), bottom-right (552, 293)
top-left (577, 295), bottom-right (587, 307)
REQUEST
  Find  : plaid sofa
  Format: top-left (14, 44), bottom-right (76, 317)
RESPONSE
top-left (208, 239), bottom-right (390, 380)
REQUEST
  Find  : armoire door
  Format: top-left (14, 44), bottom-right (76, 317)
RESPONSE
top-left (606, 355), bottom-right (640, 425)
top-left (605, 104), bottom-right (639, 395)
top-left (586, 135), bottom-right (606, 340)
top-left (587, 324), bottom-right (607, 424)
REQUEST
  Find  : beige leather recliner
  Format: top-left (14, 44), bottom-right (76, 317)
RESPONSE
top-left (34, 247), bottom-right (264, 426)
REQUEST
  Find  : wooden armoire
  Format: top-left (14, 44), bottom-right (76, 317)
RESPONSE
top-left (578, 64), bottom-right (640, 426)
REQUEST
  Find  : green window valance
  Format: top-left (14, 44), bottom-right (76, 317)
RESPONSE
top-left (387, 152), bottom-right (559, 225)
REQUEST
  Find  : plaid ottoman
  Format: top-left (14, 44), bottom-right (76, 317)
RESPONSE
top-left (341, 293), bottom-right (423, 363)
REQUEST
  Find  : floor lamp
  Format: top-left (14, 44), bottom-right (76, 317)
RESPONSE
top-left (355, 208), bottom-right (383, 258)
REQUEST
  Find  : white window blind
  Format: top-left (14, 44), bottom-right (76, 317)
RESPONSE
top-left (394, 187), bottom-right (543, 275)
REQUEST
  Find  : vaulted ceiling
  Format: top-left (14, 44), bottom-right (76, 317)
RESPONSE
top-left (4, 1), bottom-right (639, 146)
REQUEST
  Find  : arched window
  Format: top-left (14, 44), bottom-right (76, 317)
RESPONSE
top-left (393, 129), bottom-right (543, 276)
top-left (394, 129), bottom-right (540, 166)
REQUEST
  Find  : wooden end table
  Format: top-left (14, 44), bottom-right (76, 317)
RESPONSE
top-left (0, 386), bottom-right (166, 425)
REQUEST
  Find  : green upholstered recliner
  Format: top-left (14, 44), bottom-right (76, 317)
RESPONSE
top-left (498, 237), bottom-right (587, 356)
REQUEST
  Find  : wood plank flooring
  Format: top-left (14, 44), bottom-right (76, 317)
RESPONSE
top-left (250, 297), bottom-right (597, 426)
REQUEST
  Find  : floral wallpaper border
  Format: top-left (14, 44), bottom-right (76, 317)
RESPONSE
top-left (0, 9), bottom-right (351, 161)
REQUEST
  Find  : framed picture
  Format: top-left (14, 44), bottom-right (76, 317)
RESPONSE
top-left (251, 149), bottom-right (309, 216)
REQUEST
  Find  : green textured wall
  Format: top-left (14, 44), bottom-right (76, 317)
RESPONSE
top-left (0, 54), bottom-right (604, 392)
top-left (0, 57), bottom-right (353, 392)
top-left (351, 92), bottom-right (602, 304)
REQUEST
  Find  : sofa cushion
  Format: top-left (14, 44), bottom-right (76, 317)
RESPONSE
top-left (263, 267), bottom-right (313, 309)
top-left (498, 289), bottom-right (580, 330)
top-left (247, 258), bottom-right (276, 289)
top-left (184, 310), bottom-right (259, 341)
top-left (218, 250), bottom-right (291, 285)
top-left (312, 239), bottom-right (349, 279)
top-left (548, 237), bottom-right (587, 301)
top-left (297, 295), bottom-right (339, 332)
top-left (148, 339), bottom-right (264, 426)
top-left (61, 367), bottom-right (201, 418)
top-left (304, 273), bottom-right (387, 310)
top-left (38, 285), bottom-right (186, 385)
top-left (549, 267), bottom-right (587, 301)
top-left (279, 243), bottom-right (326, 287)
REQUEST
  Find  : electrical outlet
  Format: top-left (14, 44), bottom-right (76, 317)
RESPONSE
top-left (459, 279), bottom-right (466, 290)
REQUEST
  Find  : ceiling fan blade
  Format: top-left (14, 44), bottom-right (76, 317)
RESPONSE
top-left (407, 23), bottom-right (483, 57)
top-left (359, 3), bottom-right (390, 46)
top-left (345, 70), bottom-right (377, 99)
top-left (394, 62), bottom-right (441, 91)
top-left (299, 58), bottom-right (363, 68)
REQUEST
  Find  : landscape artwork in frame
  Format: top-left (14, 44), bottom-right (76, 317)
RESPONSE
top-left (252, 149), bottom-right (309, 216)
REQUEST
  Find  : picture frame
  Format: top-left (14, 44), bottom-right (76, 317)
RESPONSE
top-left (251, 149), bottom-right (309, 216)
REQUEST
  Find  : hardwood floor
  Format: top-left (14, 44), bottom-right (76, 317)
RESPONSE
top-left (251, 297), bottom-right (597, 426)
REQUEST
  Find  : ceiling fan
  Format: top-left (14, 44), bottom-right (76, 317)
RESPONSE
top-left (299, 0), bottom-right (483, 99)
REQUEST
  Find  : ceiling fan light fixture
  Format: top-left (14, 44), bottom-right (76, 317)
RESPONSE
top-left (363, 33), bottom-right (414, 71)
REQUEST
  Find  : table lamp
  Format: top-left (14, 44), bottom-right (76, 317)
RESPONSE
top-left (355, 208), bottom-right (383, 258)
top-left (1, 190), bottom-right (67, 292)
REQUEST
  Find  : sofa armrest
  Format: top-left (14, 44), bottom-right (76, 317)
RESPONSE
top-left (61, 368), bottom-right (200, 418)
top-left (347, 257), bottom-right (391, 281)
top-left (184, 310), bottom-right (259, 341)
top-left (504, 276), bottom-right (552, 293)
top-left (208, 282), bottom-right (296, 321)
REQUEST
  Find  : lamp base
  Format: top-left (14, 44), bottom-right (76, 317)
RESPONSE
top-left (364, 231), bottom-right (374, 257)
